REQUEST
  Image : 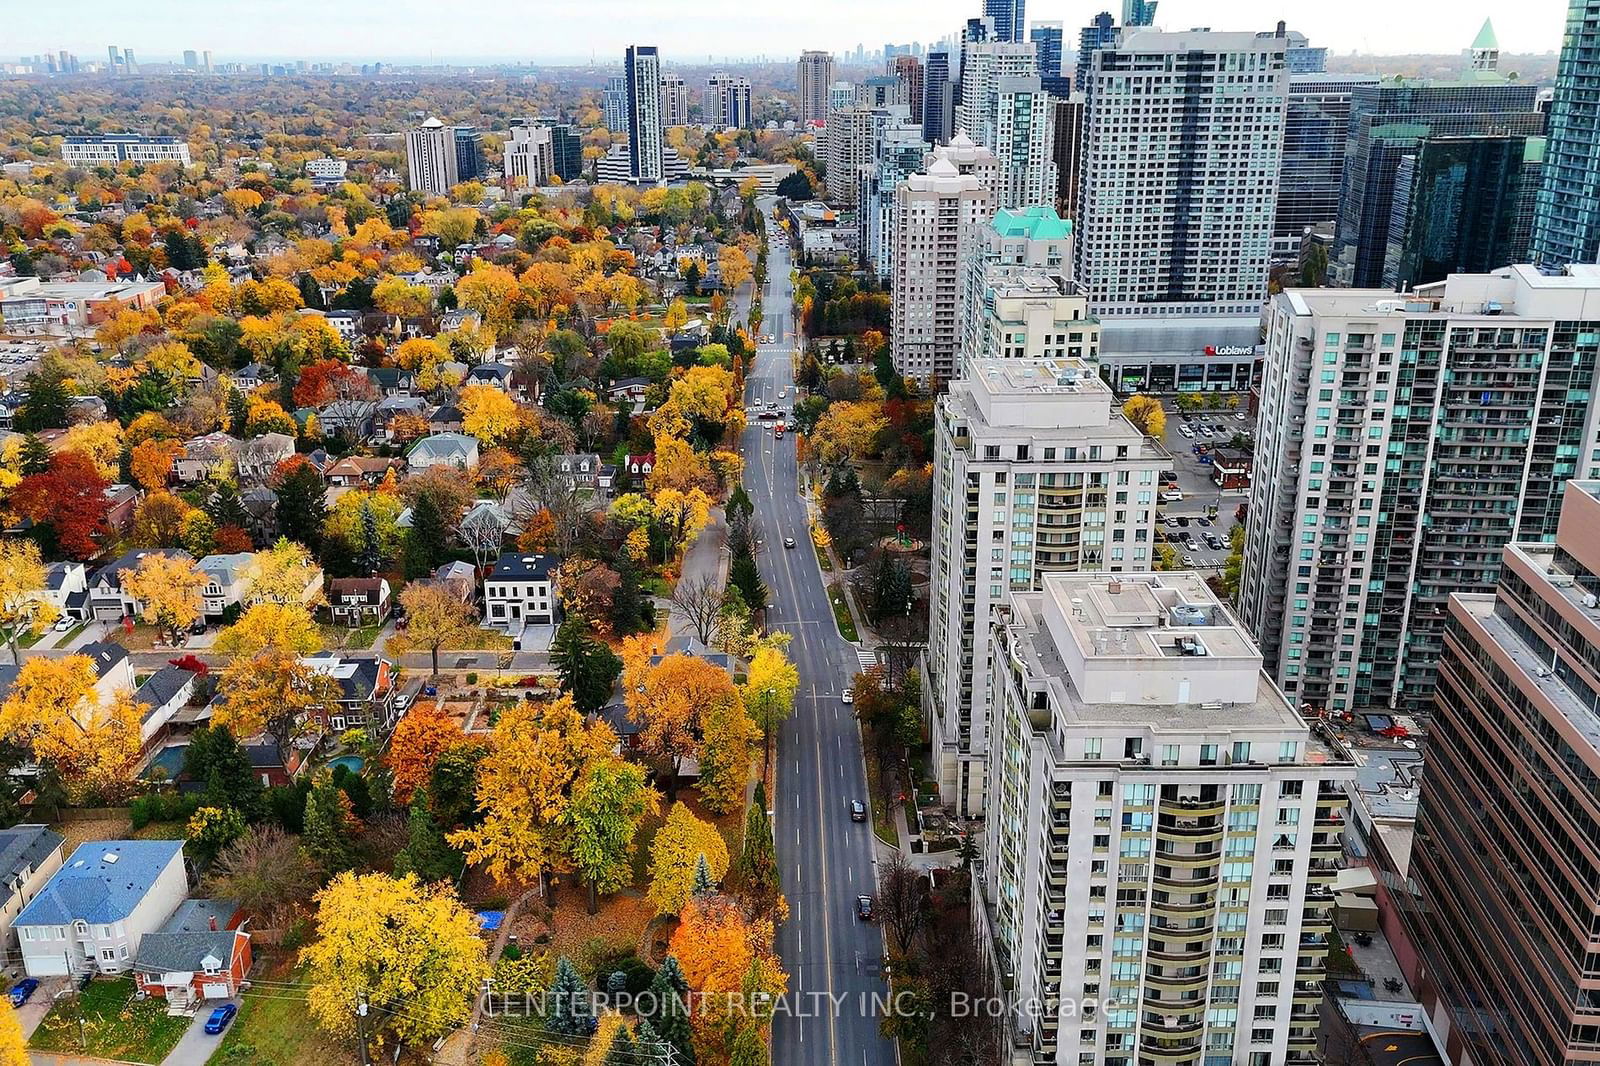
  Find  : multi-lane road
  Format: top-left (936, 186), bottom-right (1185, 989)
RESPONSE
top-left (743, 200), bottom-right (896, 1066)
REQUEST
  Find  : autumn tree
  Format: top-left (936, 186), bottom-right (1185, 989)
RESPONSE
top-left (669, 893), bottom-right (786, 1065)
top-left (0, 1002), bottom-right (27, 1066)
top-left (303, 768), bottom-right (361, 872)
top-left (214, 649), bottom-right (341, 757)
top-left (131, 491), bottom-right (196, 548)
top-left (563, 758), bottom-right (658, 912)
top-left (394, 788), bottom-right (463, 884)
top-left (743, 646), bottom-right (799, 777)
top-left (698, 690), bottom-right (757, 815)
top-left (0, 655), bottom-right (143, 801)
top-left (385, 701), bottom-right (467, 804)
top-left (121, 552), bottom-right (207, 645)
top-left (671, 574), bottom-right (724, 645)
top-left (129, 437), bottom-right (183, 490)
top-left (215, 601), bottom-right (322, 657)
top-left (1121, 394), bottom-right (1167, 439)
top-left (459, 383), bottom-right (523, 445)
top-left (0, 539), bottom-right (58, 665)
top-left (304, 871), bottom-right (489, 1046)
top-left (10, 451), bottom-right (110, 559)
top-left (448, 696), bottom-right (616, 894)
top-left (647, 801), bottom-right (730, 915)
top-left (390, 582), bottom-right (477, 676)
top-left (204, 825), bottom-right (320, 924)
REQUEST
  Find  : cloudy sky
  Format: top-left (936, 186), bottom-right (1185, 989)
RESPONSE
top-left (9, 1), bottom-right (1570, 63)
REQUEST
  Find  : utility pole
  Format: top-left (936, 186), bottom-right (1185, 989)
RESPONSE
top-left (355, 996), bottom-right (371, 1066)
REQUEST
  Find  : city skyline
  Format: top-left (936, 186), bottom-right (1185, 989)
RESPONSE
top-left (7, 0), bottom-right (1573, 63)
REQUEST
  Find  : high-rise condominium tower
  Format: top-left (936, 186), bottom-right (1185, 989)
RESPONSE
top-left (797, 50), bottom-right (834, 124)
top-left (1532, 2), bottom-right (1600, 272)
top-left (625, 46), bottom-right (664, 183)
top-left (1076, 29), bottom-right (1287, 319)
top-left (1239, 265), bottom-right (1600, 716)
top-left (404, 117), bottom-right (457, 195)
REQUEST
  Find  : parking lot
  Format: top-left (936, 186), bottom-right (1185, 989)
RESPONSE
top-left (1153, 399), bottom-right (1254, 572)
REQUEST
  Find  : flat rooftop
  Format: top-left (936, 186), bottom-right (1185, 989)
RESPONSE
top-left (1053, 571), bottom-right (1259, 663)
top-left (971, 358), bottom-right (1104, 398)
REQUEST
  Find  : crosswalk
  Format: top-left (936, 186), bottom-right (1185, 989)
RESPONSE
top-left (854, 645), bottom-right (878, 672)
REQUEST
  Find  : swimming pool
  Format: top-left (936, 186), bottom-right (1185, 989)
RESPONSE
top-left (328, 755), bottom-right (364, 774)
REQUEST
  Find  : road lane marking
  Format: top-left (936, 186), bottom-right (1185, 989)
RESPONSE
top-left (813, 726), bottom-right (839, 1062)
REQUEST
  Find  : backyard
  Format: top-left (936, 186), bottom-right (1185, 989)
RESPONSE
top-left (209, 959), bottom-right (351, 1066)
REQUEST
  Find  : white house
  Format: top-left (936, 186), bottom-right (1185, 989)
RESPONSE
top-left (15, 840), bottom-right (189, 978)
top-left (41, 562), bottom-right (87, 620)
top-left (408, 432), bottom-right (480, 473)
top-left (134, 665), bottom-right (199, 747)
top-left (483, 552), bottom-right (559, 632)
top-left (88, 549), bottom-right (194, 622)
top-left (173, 433), bottom-right (239, 483)
top-left (0, 825), bottom-right (65, 955)
top-left (197, 552), bottom-right (255, 618)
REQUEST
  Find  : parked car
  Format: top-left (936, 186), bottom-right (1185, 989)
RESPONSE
top-left (1196, 517), bottom-right (1212, 527)
top-left (204, 1003), bottom-right (238, 1035)
top-left (1182, 554), bottom-right (1196, 566)
top-left (851, 799), bottom-right (867, 822)
top-left (1178, 425), bottom-right (1195, 439)
top-left (1206, 535), bottom-right (1224, 550)
top-left (1176, 517), bottom-right (1191, 527)
top-left (856, 895), bottom-right (875, 921)
top-left (1161, 490), bottom-right (1184, 502)
top-left (9, 979), bottom-right (38, 1007)
top-left (53, 617), bottom-right (72, 631)
top-left (394, 693), bottom-right (413, 712)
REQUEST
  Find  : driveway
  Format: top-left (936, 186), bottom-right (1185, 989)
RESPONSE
top-left (160, 1003), bottom-right (231, 1066)
top-left (13, 977), bottom-right (66, 1039)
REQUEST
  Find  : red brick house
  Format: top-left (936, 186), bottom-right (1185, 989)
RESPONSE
top-left (133, 899), bottom-right (252, 1009)
top-left (1209, 448), bottom-right (1253, 492)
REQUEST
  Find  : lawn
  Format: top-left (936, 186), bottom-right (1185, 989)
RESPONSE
top-left (811, 532), bottom-right (833, 573)
top-left (827, 584), bottom-right (859, 642)
top-left (317, 623), bottom-right (383, 650)
top-left (29, 977), bottom-right (190, 1064)
top-left (209, 965), bottom-right (350, 1066)
top-left (858, 727), bottom-right (900, 848)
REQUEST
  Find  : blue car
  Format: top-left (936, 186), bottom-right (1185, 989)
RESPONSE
top-left (8, 978), bottom-right (38, 1007)
top-left (204, 1003), bottom-right (238, 1035)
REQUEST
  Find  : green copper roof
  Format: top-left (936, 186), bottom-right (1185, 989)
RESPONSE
top-left (1472, 18), bottom-right (1498, 51)
top-left (990, 205), bottom-right (1073, 239)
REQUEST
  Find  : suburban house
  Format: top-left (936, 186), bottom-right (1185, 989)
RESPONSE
top-left (623, 453), bottom-right (654, 487)
top-left (231, 363), bottom-right (275, 391)
top-left (554, 453), bottom-right (605, 494)
top-left (174, 433), bottom-right (239, 483)
top-left (103, 484), bottom-right (140, 533)
top-left (234, 433), bottom-right (296, 484)
top-left (319, 398), bottom-right (379, 442)
top-left (134, 666), bottom-right (200, 748)
top-left (325, 456), bottom-right (405, 488)
top-left (15, 840), bottom-right (189, 978)
top-left (606, 377), bottom-right (652, 413)
top-left (483, 552), bottom-right (559, 633)
top-left (197, 552), bottom-right (255, 619)
top-left (0, 825), bottom-right (65, 954)
top-left (41, 561), bottom-right (88, 621)
top-left (0, 640), bottom-right (139, 708)
top-left (465, 363), bottom-right (514, 391)
top-left (88, 549), bottom-right (194, 622)
top-left (427, 404), bottom-right (465, 433)
top-left (326, 578), bottom-right (392, 626)
top-left (365, 366), bottom-right (416, 396)
top-left (408, 432), bottom-right (479, 473)
top-left (427, 561), bottom-right (478, 605)
top-left (133, 899), bottom-right (252, 1009)
top-left (325, 309), bottom-right (362, 342)
top-left (299, 654), bottom-right (398, 734)
top-left (374, 394), bottom-right (427, 440)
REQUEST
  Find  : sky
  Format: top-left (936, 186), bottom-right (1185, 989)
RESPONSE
top-left (8, 0), bottom-right (1572, 64)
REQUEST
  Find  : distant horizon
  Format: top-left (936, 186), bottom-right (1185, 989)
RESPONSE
top-left (3, 0), bottom-right (1573, 66)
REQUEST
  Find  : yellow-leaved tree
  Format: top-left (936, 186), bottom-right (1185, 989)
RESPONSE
top-left (0, 656), bottom-right (143, 801)
top-left (120, 552), bottom-right (208, 645)
top-left (1121, 394), bottom-right (1167, 439)
top-left (303, 871), bottom-right (489, 1046)
top-left (215, 602), bottom-right (324, 657)
top-left (743, 645), bottom-right (799, 776)
top-left (625, 651), bottom-right (738, 801)
top-left (0, 1001), bottom-right (27, 1066)
top-left (0, 539), bottom-right (58, 665)
top-left (459, 383), bottom-right (523, 446)
top-left (242, 537), bottom-right (325, 606)
top-left (447, 696), bottom-right (617, 891)
top-left (648, 801), bottom-right (731, 914)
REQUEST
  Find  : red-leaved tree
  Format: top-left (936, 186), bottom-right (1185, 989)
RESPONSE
top-left (11, 452), bottom-right (111, 560)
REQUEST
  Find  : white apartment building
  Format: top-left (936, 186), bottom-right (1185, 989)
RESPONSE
top-left (603, 76), bottom-right (630, 134)
top-left (890, 150), bottom-right (994, 381)
top-left (823, 107), bottom-right (881, 206)
top-left (304, 158), bottom-right (347, 184)
top-left (660, 72), bottom-right (690, 127)
top-left (626, 46), bottom-right (665, 183)
top-left (1238, 265), bottom-right (1600, 717)
top-left (1076, 29), bottom-right (1287, 319)
top-left (61, 135), bottom-right (191, 168)
top-left (957, 206), bottom-right (1088, 378)
top-left (926, 359), bottom-right (1169, 814)
top-left (404, 117), bottom-right (457, 196)
top-left (706, 73), bottom-right (752, 128)
top-left (956, 41), bottom-right (1039, 149)
top-left (992, 76), bottom-right (1057, 210)
top-left (797, 50), bottom-right (834, 124)
top-left (504, 123), bottom-right (554, 189)
top-left (975, 570), bottom-right (1352, 1066)
top-left (828, 81), bottom-right (855, 115)
top-left (932, 132), bottom-right (1002, 198)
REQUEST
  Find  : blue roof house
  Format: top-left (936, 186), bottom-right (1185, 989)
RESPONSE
top-left (15, 840), bottom-right (189, 978)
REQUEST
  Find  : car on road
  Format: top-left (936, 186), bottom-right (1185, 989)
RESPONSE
top-left (850, 799), bottom-right (867, 822)
top-left (1162, 490), bottom-right (1184, 502)
top-left (8, 979), bottom-right (38, 1007)
top-left (783, 537), bottom-right (795, 549)
top-left (842, 688), bottom-right (854, 704)
top-left (204, 1003), bottom-right (238, 1035)
top-left (856, 895), bottom-right (875, 921)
